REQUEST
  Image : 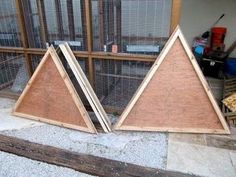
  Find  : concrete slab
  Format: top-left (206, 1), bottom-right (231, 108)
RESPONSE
top-left (169, 133), bottom-right (207, 146)
top-left (229, 152), bottom-right (236, 173)
top-left (0, 98), bottom-right (15, 110)
top-left (167, 141), bottom-right (236, 177)
top-left (0, 108), bottom-right (43, 131)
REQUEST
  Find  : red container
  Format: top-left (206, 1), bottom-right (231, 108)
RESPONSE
top-left (211, 27), bottom-right (227, 48)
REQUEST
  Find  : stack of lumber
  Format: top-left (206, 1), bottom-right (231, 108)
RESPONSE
top-left (222, 77), bottom-right (236, 125)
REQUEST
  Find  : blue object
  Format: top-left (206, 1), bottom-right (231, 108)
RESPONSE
top-left (225, 58), bottom-right (236, 76)
top-left (194, 45), bottom-right (204, 55)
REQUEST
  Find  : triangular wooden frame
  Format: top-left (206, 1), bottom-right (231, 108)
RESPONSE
top-left (115, 26), bottom-right (230, 134)
top-left (13, 46), bottom-right (97, 133)
top-left (58, 43), bottom-right (111, 132)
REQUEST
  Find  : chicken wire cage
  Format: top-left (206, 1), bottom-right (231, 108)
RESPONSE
top-left (0, 0), bottom-right (174, 113)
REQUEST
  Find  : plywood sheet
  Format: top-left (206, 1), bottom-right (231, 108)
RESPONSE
top-left (115, 27), bottom-right (230, 134)
top-left (13, 47), bottom-right (96, 133)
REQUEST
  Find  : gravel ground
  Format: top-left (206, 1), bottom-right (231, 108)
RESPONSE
top-left (0, 98), bottom-right (168, 177)
top-left (0, 151), bottom-right (96, 177)
top-left (1, 124), bottom-right (168, 169)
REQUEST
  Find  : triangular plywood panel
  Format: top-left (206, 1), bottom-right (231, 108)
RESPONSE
top-left (58, 44), bottom-right (111, 132)
top-left (115, 26), bottom-right (230, 134)
top-left (13, 47), bottom-right (97, 133)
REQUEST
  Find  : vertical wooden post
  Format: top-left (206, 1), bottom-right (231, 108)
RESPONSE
top-left (108, 0), bottom-right (114, 44)
top-left (116, 0), bottom-right (121, 52)
top-left (98, 0), bottom-right (104, 51)
top-left (36, 0), bottom-right (49, 47)
top-left (84, 0), bottom-right (94, 88)
top-left (54, 0), bottom-right (64, 40)
top-left (80, 0), bottom-right (87, 50)
top-left (21, 0), bottom-right (35, 48)
top-left (170, 0), bottom-right (182, 34)
top-left (15, 0), bottom-right (33, 76)
top-left (67, 0), bottom-right (75, 41)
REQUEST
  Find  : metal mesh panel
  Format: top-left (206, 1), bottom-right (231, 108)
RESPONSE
top-left (21, 0), bottom-right (45, 48)
top-left (42, 0), bottom-right (85, 50)
top-left (0, 53), bottom-right (27, 93)
top-left (94, 58), bottom-right (152, 111)
top-left (31, 54), bottom-right (44, 71)
top-left (31, 53), bottom-right (87, 73)
top-left (0, 0), bottom-right (22, 47)
top-left (9, 0), bottom-right (86, 50)
top-left (92, 0), bottom-right (171, 54)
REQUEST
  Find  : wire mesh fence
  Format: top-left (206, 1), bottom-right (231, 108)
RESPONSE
top-left (0, 0), bottom-right (173, 112)
top-left (0, 0), bottom-right (22, 47)
top-left (92, 0), bottom-right (171, 54)
top-left (0, 53), bottom-right (27, 92)
top-left (94, 58), bottom-right (152, 111)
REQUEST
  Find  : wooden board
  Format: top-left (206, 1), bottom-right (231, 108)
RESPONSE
top-left (13, 46), bottom-right (97, 133)
top-left (115, 26), bottom-right (230, 134)
top-left (0, 134), bottom-right (195, 177)
top-left (58, 44), bottom-right (111, 132)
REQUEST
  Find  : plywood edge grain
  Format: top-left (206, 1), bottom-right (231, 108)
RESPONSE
top-left (12, 112), bottom-right (96, 133)
top-left (59, 44), bottom-right (111, 132)
top-left (116, 125), bottom-right (229, 135)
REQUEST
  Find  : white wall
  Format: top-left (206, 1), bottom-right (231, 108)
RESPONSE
top-left (180, 0), bottom-right (236, 57)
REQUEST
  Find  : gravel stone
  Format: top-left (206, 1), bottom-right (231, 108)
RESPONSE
top-left (0, 151), bottom-right (96, 177)
top-left (1, 124), bottom-right (168, 169)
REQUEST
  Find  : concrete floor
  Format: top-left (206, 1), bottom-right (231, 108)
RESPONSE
top-left (0, 97), bottom-right (236, 177)
top-left (167, 133), bottom-right (236, 177)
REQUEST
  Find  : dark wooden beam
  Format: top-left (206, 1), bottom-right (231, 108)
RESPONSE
top-left (115, 0), bottom-right (121, 52)
top-left (36, 0), bottom-right (49, 46)
top-left (21, 0), bottom-right (35, 48)
top-left (0, 134), bottom-right (196, 177)
top-left (98, 0), bottom-right (105, 50)
top-left (80, 0), bottom-right (87, 50)
top-left (206, 135), bottom-right (236, 151)
top-left (107, 0), bottom-right (114, 43)
top-left (54, 0), bottom-right (64, 40)
top-left (67, 0), bottom-right (75, 40)
top-left (15, 0), bottom-right (33, 76)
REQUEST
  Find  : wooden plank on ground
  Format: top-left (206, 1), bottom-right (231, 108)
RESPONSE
top-left (206, 135), bottom-right (236, 151)
top-left (58, 44), bottom-right (111, 132)
top-left (0, 134), bottom-right (197, 177)
top-left (12, 46), bottom-right (97, 133)
top-left (115, 26), bottom-right (230, 134)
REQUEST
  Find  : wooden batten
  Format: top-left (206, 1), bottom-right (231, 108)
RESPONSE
top-left (12, 46), bottom-right (97, 133)
top-left (58, 44), bottom-right (111, 132)
top-left (114, 26), bottom-right (230, 134)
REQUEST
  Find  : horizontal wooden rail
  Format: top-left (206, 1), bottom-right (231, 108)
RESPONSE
top-left (0, 47), bottom-right (157, 62)
top-left (98, 73), bottom-right (144, 80)
top-left (0, 134), bottom-right (196, 177)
